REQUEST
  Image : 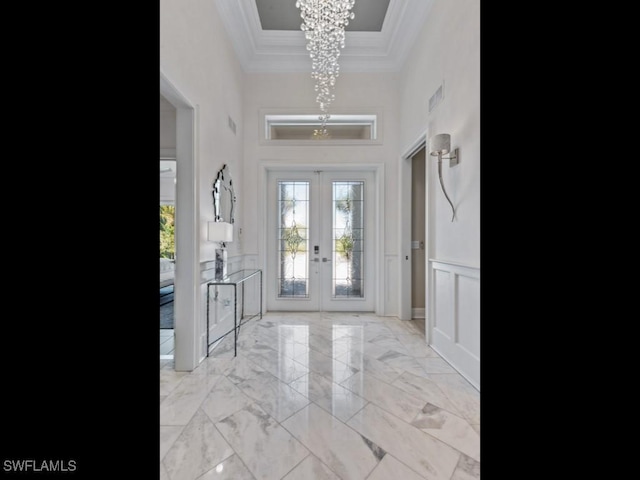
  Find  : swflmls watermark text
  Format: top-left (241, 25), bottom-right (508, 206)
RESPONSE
top-left (3, 459), bottom-right (77, 473)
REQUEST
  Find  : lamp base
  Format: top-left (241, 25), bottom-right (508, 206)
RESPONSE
top-left (215, 248), bottom-right (227, 281)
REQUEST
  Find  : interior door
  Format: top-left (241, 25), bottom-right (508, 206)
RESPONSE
top-left (267, 169), bottom-right (375, 312)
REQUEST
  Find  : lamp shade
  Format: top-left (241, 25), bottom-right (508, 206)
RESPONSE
top-left (207, 221), bottom-right (233, 242)
top-left (429, 133), bottom-right (451, 156)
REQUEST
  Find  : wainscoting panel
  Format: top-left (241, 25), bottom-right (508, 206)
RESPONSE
top-left (457, 274), bottom-right (480, 359)
top-left (430, 260), bottom-right (480, 390)
top-left (433, 269), bottom-right (453, 340)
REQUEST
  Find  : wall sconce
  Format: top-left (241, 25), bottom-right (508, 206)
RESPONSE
top-left (207, 221), bottom-right (233, 280)
top-left (429, 133), bottom-right (459, 222)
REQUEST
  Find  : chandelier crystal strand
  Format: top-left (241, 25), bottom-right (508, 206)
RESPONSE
top-left (296, 0), bottom-right (355, 136)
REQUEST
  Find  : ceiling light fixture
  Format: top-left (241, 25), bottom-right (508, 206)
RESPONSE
top-left (296, 0), bottom-right (355, 137)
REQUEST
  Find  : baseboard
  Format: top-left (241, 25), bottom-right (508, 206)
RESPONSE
top-left (412, 307), bottom-right (425, 319)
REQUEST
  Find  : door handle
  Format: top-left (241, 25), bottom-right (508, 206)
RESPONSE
top-left (322, 257), bottom-right (331, 263)
top-left (312, 258), bottom-right (320, 262)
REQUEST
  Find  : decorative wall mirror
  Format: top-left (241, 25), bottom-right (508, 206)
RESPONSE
top-left (212, 164), bottom-right (236, 224)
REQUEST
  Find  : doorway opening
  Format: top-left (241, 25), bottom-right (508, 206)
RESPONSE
top-left (411, 146), bottom-right (427, 321)
top-left (160, 95), bottom-right (177, 360)
top-left (160, 71), bottom-right (200, 371)
top-left (399, 134), bottom-right (430, 343)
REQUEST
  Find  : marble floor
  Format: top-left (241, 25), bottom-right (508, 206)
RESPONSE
top-left (160, 312), bottom-right (480, 480)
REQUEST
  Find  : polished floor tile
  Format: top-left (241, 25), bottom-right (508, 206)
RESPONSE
top-left (193, 356), bottom-right (234, 376)
top-left (160, 369), bottom-right (188, 396)
top-left (163, 409), bottom-right (235, 480)
top-left (391, 371), bottom-right (461, 414)
top-left (396, 334), bottom-right (439, 358)
top-left (236, 371), bottom-right (310, 422)
top-left (289, 372), bottom-right (368, 422)
top-left (347, 403), bottom-right (460, 480)
top-left (418, 357), bottom-right (459, 374)
top-left (223, 354), bottom-right (269, 385)
top-left (244, 348), bottom-right (309, 384)
top-left (386, 319), bottom-right (426, 336)
top-left (160, 425), bottom-right (184, 460)
top-left (200, 376), bottom-right (255, 424)
top-left (424, 373), bottom-right (480, 425)
top-left (160, 375), bottom-right (222, 426)
top-left (366, 453), bottom-right (426, 480)
top-left (451, 454), bottom-right (481, 480)
top-left (340, 372), bottom-right (426, 423)
top-left (196, 454), bottom-right (256, 480)
top-left (336, 349), bottom-right (403, 385)
top-left (376, 350), bottom-right (430, 378)
top-left (159, 312), bottom-right (480, 479)
top-left (160, 461), bottom-right (170, 480)
top-left (215, 403), bottom-right (309, 480)
top-left (410, 404), bottom-right (480, 462)
top-left (294, 348), bottom-right (358, 384)
top-left (280, 454), bottom-right (339, 480)
top-left (282, 403), bottom-right (384, 480)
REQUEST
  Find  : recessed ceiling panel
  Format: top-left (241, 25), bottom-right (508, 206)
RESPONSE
top-left (256, 0), bottom-right (390, 32)
top-left (215, 0), bottom-right (435, 72)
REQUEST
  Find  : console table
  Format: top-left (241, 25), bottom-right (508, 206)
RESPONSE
top-left (206, 269), bottom-right (262, 357)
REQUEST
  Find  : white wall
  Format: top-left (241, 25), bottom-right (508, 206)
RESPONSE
top-left (161, 0), bottom-right (245, 261)
top-left (242, 72), bottom-right (401, 314)
top-left (400, 0), bottom-right (480, 388)
top-left (161, 0), bottom-right (246, 364)
top-left (160, 96), bottom-right (176, 151)
top-left (400, 0), bottom-right (480, 267)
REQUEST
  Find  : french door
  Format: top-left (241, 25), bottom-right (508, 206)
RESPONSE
top-left (267, 169), bottom-right (375, 312)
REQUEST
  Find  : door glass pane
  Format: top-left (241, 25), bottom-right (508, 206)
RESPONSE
top-left (278, 181), bottom-right (309, 297)
top-left (333, 181), bottom-right (364, 298)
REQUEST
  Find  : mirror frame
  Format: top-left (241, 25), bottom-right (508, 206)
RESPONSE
top-left (212, 164), bottom-right (236, 224)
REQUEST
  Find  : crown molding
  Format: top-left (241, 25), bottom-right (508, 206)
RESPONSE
top-left (214, 0), bottom-right (434, 73)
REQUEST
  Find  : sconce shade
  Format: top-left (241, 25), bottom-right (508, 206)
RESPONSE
top-left (207, 221), bottom-right (233, 242)
top-left (429, 133), bottom-right (451, 156)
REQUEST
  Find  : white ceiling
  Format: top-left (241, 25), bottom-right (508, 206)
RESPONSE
top-left (214, 0), bottom-right (434, 73)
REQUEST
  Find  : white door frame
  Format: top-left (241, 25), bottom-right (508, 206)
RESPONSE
top-left (259, 162), bottom-right (385, 316)
top-left (160, 70), bottom-right (200, 371)
top-left (399, 132), bottom-right (432, 343)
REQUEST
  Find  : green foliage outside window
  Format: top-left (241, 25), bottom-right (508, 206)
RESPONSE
top-left (160, 205), bottom-right (175, 259)
top-left (335, 197), bottom-right (354, 260)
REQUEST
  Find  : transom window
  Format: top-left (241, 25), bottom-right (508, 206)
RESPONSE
top-left (264, 114), bottom-right (377, 141)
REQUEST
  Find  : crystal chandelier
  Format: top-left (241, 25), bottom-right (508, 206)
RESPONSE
top-left (296, 0), bottom-right (355, 136)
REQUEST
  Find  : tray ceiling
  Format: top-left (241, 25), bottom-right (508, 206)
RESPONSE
top-left (214, 0), bottom-right (434, 73)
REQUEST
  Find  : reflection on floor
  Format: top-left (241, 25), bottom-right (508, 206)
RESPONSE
top-left (160, 312), bottom-right (480, 480)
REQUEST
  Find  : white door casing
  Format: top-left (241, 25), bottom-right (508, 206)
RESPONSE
top-left (161, 71), bottom-right (200, 371)
top-left (266, 168), bottom-right (376, 312)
